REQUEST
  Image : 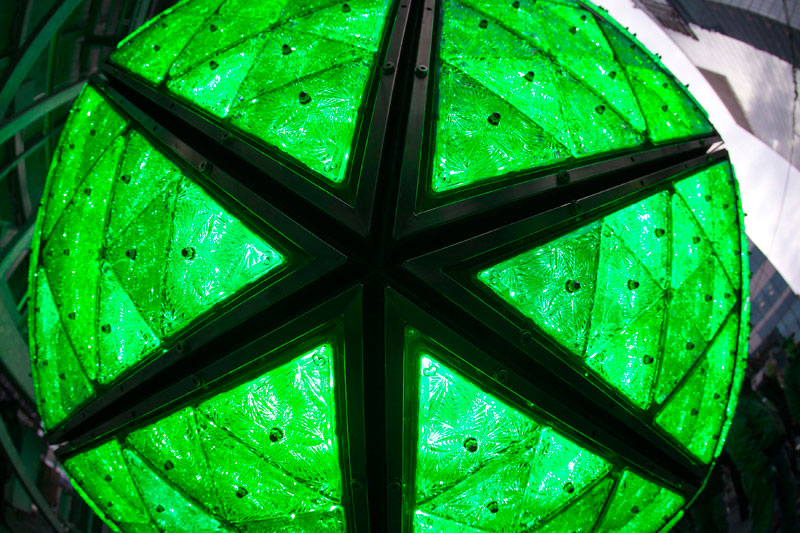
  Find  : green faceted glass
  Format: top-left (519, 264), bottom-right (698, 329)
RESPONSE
top-left (110, 0), bottom-right (393, 185)
top-left (412, 349), bottom-right (612, 529)
top-left (431, 0), bottom-right (712, 194)
top-left (63, 343), bottom-right (345, 532)
top-left (28, 85), bottom-right (288, 429)
top-left (479, 161), bottom-right (747, 461)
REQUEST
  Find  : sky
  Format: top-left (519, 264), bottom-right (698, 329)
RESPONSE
top-left (594, 0), bottom-right (800, 293)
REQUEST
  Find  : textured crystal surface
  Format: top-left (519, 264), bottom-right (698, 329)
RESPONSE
top-left (110, 0), bottom-right (393, 185)
top-left (64, 343), bottom-right (345, 532)
top-left (595, 470), bottom-right (685, 532)
top-left (414, 351), bottom-right (611, 529)
top-left (431, 0), bottom-right (712, 193)
top-left (479, 161), bottom-right (747, 458)
top-left (29, 85), bottom-right (287, 428)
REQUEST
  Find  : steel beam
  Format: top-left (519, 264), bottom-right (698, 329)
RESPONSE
top-left (0, 82), bottom-right (82, 146)
top-left (0, 0), bottom-right (84, 122)
top-left (0, 412), bottom-right (63, 531)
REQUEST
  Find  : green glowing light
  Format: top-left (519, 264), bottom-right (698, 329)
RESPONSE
top-left (431, 0), bottom-right (712, 193)
top-left (110, 0), bottom-right (392, 185)
top-left (479, 161), bottom-right (747, 452)
top-left (414, 352), bottom-right (611, 529)
top-left (29, 85), bottom-right (287, 429)
top-left (64, 343), bottom-right (344, 532)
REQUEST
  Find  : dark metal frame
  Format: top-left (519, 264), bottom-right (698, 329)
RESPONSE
top-left (403, 149), bottom-right (733, 475)
top-left (385, 288), bottom-right (692, 532)
top-left (34, 0), bottom-right (747, 530)
top-left (48, 80), bottom-right (353, 443)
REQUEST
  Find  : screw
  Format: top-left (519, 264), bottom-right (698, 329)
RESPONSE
top-left (269, 427), bottom-right (285, 443)
top-left (383, 61), bottom-right (395, 73)
top-left (488, 112), bottom-right (501, 125)
top-left (415, 64), bottom-right (428, 77)
top-left (565, 279), bottom-right (581, 293)
top-left (463, 437), bottom-right (479, 453)
top-left (520, 330), bottom-right (533, 346)
top-left (557, 170), bottom-right (570, 185)
top-left (494, 368), bottom-right (508, 382)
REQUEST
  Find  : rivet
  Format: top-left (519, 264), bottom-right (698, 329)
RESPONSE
top-left (236, 487), bottom-right (248, 498)
top-left (63, 249), bottom-right (70, 256)
top-left (714, 393), bottom-right (721, 399)
top-left (153, 44), bottom-right (161, 51)
top-left (627, 279), bottom-right (639, 290)
top-left (569, 26), bottom-right (577, 34)
top-left (282, 43), bottom-right (292, 55)
top-left (156, 504), bottom-right (165, 513)
top-left (299, 91), bottom-right (311, 105)
top-left (631, 506), bottom-right (640, 514)
top-left (608, 70), bottom-right (617, 79)
top-left (342, 2), bottom-right (351, 12)
top-left (104, 475), bottom-right (112, 482)
top-left (101, 324), bottom-right (111, 334)
top-left (643, 355), bottom-right (654, 364)
top-left (661, 104), bottom-right (668, 112)
top-left (704, 294), bottom-right (713, 302)
top-left (415, 64), bottom-right (428, 77)
top-left (164, 460), bottom-right (174, 470)
top-left (488, 112), bottom-right (501, 126)
top-left (181, 247), bottom-right (196, 260)
top-left (691, 408), bottom-right (699, 416)
top-left (564, 482), bottom-right (575, 493)
top-left (121, 174), bottom-right (131, 184)
top-left (486, 500), bottom-right (500, 513)
top-left (58, 372), bottom-right (66, 380)
top-left (565, 279), bottom-right (581, 293)
top-left (89, 129), bottom-right (96, 136)
top-left (479, 19), bottom-right (488, 29)
top-left (269, 427), bottom-right (284, 443)
top-left (83, 187), bottom-right (92, 195)
top-left (106, 502), bottom-right (113, 508)
top-left (463, 437), bottom-right (479, 453)
top-left (524, 70), bottom-right (535, 81)
top-left (383, 61), bottom-right (395, 73)
top-left (654, 228), bottom-right (666, 238)
top-left (692, 236), bottom-right (701, 244)
top-left (68, 312), bottom-right (76, 320)
top-left (580, 14), bottom-right (587, 20)
top-left (512, 0), bottom-right (520, 7)
top-left (704, 194), bottom-right (712, 201)
top-left (724, 292), bottom-right (731, 299)
top-left (557, 170), bottom-right (570, 184)
top-left (209, 60), bottom-right (218, 70)
top-left (210, 24), bottom-right (217, 32)
top-left (686, 341), bottom-right (695, 350)
top-left (126, 249), bottom-right (137, 260)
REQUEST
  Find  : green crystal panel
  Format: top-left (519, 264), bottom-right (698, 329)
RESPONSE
top-left (414, 352), bottom-right (611, 530)
top-left (29, 86), bottom-right (288, 427)
top-left (479, 161), bottom-right (745, 426)
top-left (63, 343), bottom-right (345, 532)
top-left (110, 0), bottom-right (393, 185)
top-left (532, 477), bottom-right (614, 532)
top-left (431, 0), bottom-right (713, 194)
top-left (595, 470), bottom-right (685, 532)
top-left (655, 313), bottom-right (739, 463)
